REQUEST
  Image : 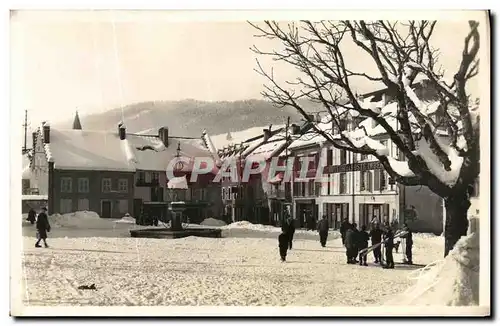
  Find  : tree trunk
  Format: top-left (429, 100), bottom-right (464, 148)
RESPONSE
top-left (444, 192), bottom-right (471, 257)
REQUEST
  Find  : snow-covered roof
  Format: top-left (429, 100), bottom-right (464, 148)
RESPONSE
top-left (128, 135), bottom-right (210, 171)
top-left (210, 126), bottom-right (271, 151)
top-left (40, 126), bottom-right (212, 173)
top-left (44, 129), bottom-right (136, 172)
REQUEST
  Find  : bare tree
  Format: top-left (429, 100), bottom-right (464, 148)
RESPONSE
top-left (250, 20), bottom-right (480, 256)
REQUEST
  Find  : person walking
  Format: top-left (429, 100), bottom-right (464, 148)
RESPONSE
top-left (317, 215), bottom-right (329, 247)
top-left (369, 222), bottom-right (383, 264)
top-left (281, 207), bottom-right (295, 250)
top-left (35, 207), bottom-right (51, 248)
top-left (278, 231), bottom-right (289, 262)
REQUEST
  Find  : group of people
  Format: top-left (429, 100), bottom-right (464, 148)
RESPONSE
top-left (26, 206), bottom-right (51, 248)
top-left (278, 210), bottom-right (414, 268)
top-left (340, 218), bottom-right (413, 269)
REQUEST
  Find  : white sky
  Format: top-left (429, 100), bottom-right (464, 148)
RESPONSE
top-left (10, 10), bottom-right (482, 128)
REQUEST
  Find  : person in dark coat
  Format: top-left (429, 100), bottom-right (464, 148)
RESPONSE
top-left (287, 217), bottom-right (296, 250)
top-left (401, 223), bottom-right (413, 264)
top-left (344, 224), bottom-right (358, 264)
top-left (317, 215), bottom-right (329, 247)
top-left (281, 208), bottom-right (295, 250)
top-left (357, 225), bottom-right (370, 266)
top-left (35, 207), bottom-right (51, 248)
top-left (352, 223), bottom-right (360, 261)
top-left (383, 226), bottom-right (395, 269)
top-left (369, 222), bottom-right (383, 264)
top-left (278, 231), bottom-right (289, 262)
top-left (340, 218), bottom-right (350, 246)
top-left (27, 208), bottom-right (36, 225)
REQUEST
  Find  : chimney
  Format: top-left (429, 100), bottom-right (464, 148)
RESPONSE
top-left (159, 127), bottom-right (169, 147)
top-left (263, 128), bottom-right (272, 142)
top-left (118, 122), bottom-right (126, 140)
top-left (290, 124), bottom-right (301, 135)
top-left (42, 122), bottom-right (50, 144)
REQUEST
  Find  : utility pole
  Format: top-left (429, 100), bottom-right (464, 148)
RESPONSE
top-left (22, 110), bottom-right (28, 154)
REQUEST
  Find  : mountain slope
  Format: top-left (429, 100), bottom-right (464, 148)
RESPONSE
top-left (55, 99), bottom-right (321, 138)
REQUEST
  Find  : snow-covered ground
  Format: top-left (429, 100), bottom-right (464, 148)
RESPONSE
top-left (21, 230), bottom-right (443, 306)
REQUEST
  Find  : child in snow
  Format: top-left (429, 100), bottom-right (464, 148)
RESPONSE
top-left (35, 207), bottom-right (51, 248)
top-left (357, 225), bottom-right (370, 266)
top-left (278, 231), bottom-right (289, 262)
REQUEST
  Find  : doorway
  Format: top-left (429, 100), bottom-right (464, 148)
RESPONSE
top-left (101, 200), bottom-right (112, 218)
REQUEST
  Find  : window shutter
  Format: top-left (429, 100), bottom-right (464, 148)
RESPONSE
top-left (360, 171), bottom-right (365, 191)
top-left (374, 169), bottom-right (380, 191)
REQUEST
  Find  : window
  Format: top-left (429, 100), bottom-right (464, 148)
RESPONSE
top-left (137, 171), bottom-right (145, 182)
top-left (293, 182), bottom-right (300, 197)
top-left (340, 149), bottom-right (347, 165)
top-left (145, 172), bottom-right (151, 183)
top-left (360, 153), bottom-right (368, 161)
top-left (339, 173), bottom-right (347, 194)
top-left (118, 179), bottom-right (128, 193)
top-left (360, 171), bottom-right (365, 191)
top-left (327, 177), bottom-right (331, 195)
top-left (326, 149), bottom-right (333, 166)
top-left (78, 198), bottom-right (89, 211)
top-left (315, 182), bottom-right (321, 197)
top-left (301, 182), bottom-right (306, 197)
top-left (60, 199), bottom-right (72, 214)
top-left (102, 178), bottom-right (112, 192)
top-left (365, 171), bottom-right (373, 192)
top-left (77, 178), bottom-right (89, 193)
top-left (352, 152), bottom-right (358, 163)
top-left (118, 199), bottom-right (129, 214)
top-left (60, 177), bottom-right (72, 193)
top-left (308, 180), bottom-right (314, 196)
top-left (151, 172), bottom-right (160, 181)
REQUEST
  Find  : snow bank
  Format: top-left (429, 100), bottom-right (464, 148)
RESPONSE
top-left (114, 213), bottom-right (136, 224)
top-left (222, 220), bottom-right (341, 237)
top-left (49, 211), bottom-right (114, 229)
top-left (22, 195), bottom-right (48, 201)
top-left (200, 218), bottom-right (227, 227)
top-left (387, 231), bottom-right (479, 306)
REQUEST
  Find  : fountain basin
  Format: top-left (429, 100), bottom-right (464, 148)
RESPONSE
top-left (130, 227), bottom-right (222, 239)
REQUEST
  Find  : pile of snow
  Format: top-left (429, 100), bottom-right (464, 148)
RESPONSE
top-left (49, 211), bottom-right (114, 229)
top-left (222, 220), bottom-right (341, 237)
top-left (114, 213), bottom-right (136, 224)
top-left (387, 231), bottom-right (479, 306)
top-left (200, 218), bottom-right (227, 227)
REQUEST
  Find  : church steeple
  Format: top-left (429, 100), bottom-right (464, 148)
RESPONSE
top-left (72, 111), bottom-right (82, 130)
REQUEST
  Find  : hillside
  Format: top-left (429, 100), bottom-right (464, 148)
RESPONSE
top-left (54, 99), bottom-right (321, 137)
